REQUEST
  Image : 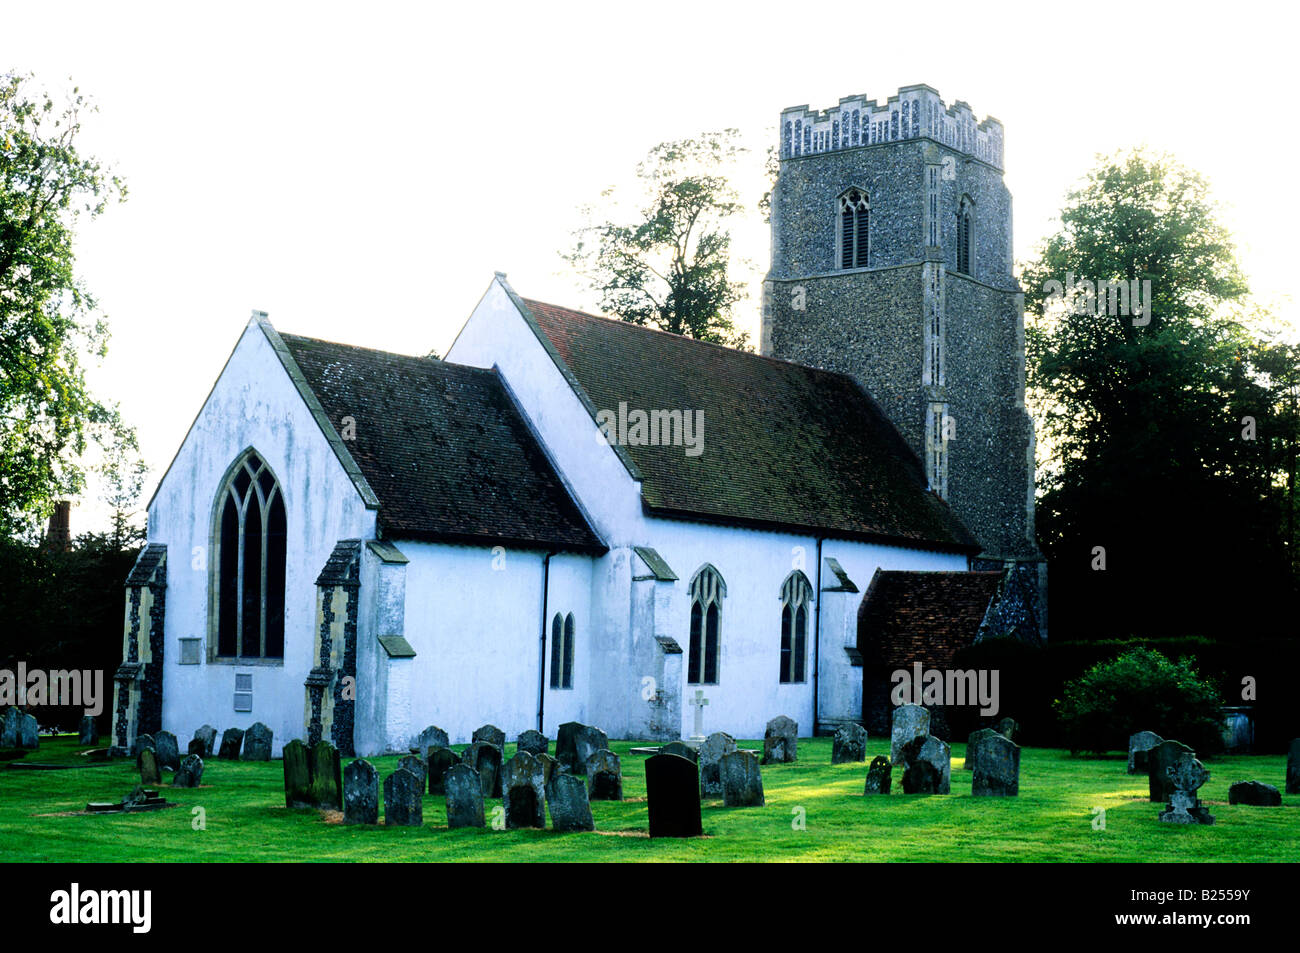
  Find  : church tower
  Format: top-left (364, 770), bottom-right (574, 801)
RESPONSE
top-left (761, 84), bottom-right (1045, 635)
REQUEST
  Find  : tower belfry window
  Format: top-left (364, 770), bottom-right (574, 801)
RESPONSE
top-left (839, 189), bottom-right (870, 270)
top-left (956, 197), bottom-right (974, 274)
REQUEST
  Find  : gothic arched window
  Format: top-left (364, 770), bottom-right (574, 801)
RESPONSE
top-left (839, 188), bottom-right (870, 269)
top-left (956, 196), bottom-right (974, 274)
top-left (687, 565), bottom-right (725, 685)
top-left (779, 571), bottom-right (813, 683)
top-left (550, 612), bottom-right (575, 689)
top-left (214, 450), bottom-right (286, 659)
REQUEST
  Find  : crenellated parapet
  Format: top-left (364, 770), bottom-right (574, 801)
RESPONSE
top-left (780, 84), bottom-right (1004, 169)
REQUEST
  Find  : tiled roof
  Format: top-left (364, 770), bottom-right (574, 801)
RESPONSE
top-left (856, 569), bottom-right (1003, 670)
top-left (278, 333), bottom-right (604, 553)
top-left (520, 298), bottom-right (979, 551)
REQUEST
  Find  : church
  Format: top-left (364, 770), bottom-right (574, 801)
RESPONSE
top-left (111, 84), bottom-right (1044, 758)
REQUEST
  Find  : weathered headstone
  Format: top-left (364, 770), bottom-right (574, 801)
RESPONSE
top-left (218, 727), bottom-right (244, 760)
top-left (547, 773), bottom-right (594, 832)
top-left (900, 735), bottom-right (951, 794)
top-left (517, 729), bottom-right (549, 757)
top-left (557, 722), bottom-right (608, 775)
top-left (660, 740), bottom-right (698, 762)
top-left (461, 741), bottom-right (503, 798)
top-left (1158, 756), bottom-right (1215, 824)
top-left (720, 750), bottom-right (764, 807)
top-left (645, 753), bottom-right (702, 838)
top-left (831, 723), bottom-right (867, 764)
top-left (426, 746), bottom-right (458, 795)
top-left (536, 752), bottom-right (558, 793)
top-left (173, 754), bottom-right (203, 788)
top-left (1148, 740), bottom-right (1195, 803)
top-left (192, 725), bottom-right (217, 758)
top-left (698, 731), bottom-right (736, 797)
top-left (1288, 738), bottom-right (1300, 795)
top-left (472, 723), bottom-right (506, 751)
top-left (283, 739), bottom-right (313, 807)
top-left (132, 733), bottom-right (154, 761)
top-left (890, 705), bottom-right (930, 764)
top-left (586, 748), bottom-right (623, 801)
top-left (502, 751), bottom-right (547, 829)
top-left (343, 759), bottom-right (378, 824)
top-left (864, 755), bottom-right (892, 794)
top-left (242, 722), bottom-right (273, 761)
top-left (964, 728), bottom-right (1001, 771)
top-left (1228, 780), bottom-right (1281, 806)
top-left (971, 732), bottom-right (1020, 797)
top-left (0, 708), bottom-right (20, 747)
top-left (19, 713), bottom-right (39, 750)
top-left (310, 741), bottom-right (342, 810)
top-left (154, 731), bottom-right (180, 771)
top-left (762, 715), bottom-right (798, 764)
top-left (414, 725), bottom-right (449, 761)
top-left (383, 767), bottom-right (423, 826)
top-left (993, 717), bottom-right (1019, 742)
top-left (398, 754), bottom-right (427, 791)
top-left (444, 763), bottom-right (486, 829)
top-left (139, 748), bottom-right (160, 785)
top-left (79, 715), bottom-right (99, 746)
top-left (1128, 731), bottom-right (1164, 775)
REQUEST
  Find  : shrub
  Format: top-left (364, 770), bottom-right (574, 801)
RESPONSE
top-left (1054, 647), bottom-right (1223, 755)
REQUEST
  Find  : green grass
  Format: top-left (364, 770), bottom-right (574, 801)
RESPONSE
top-left (1, 736), bottom-right (1296, 862)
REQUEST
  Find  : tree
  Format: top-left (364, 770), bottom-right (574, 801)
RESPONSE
top-left (1021, 148), bottom-right (1298, 638)
top-left (566, 131), bottom-right (750, 347)
top-left (0, 73), bottom-right (128, 540)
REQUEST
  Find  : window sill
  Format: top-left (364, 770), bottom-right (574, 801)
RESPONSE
top-left (209, 657), bottom-right (285, 667)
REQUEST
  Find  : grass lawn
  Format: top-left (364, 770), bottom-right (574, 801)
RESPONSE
top-left (1, 735), bottom-right (1296, 862)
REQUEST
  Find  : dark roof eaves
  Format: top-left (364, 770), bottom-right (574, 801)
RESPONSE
top-left (379, 524), bottom-right (608, 556)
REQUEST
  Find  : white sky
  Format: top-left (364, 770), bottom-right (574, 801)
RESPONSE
top-left (6, 0), bottom-right (1298, 534)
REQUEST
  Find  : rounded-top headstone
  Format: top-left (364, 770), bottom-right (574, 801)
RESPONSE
top-left (698, 732), bottom-right (736, 797)
top-left (154, 730), bottom-right (181, 771)
top-left (762, 716), bottom-right (798, 764)
top-left (472, 723), bottom-right (506, 751)
top-left (517, 729), bottom-right (549, 757)
top-left (242, 722), bottom-right (273, 761)
top-left (1127, 731), bottom-right (1164, 775)
top-left (414, 725), bottom-right (449, 760)
top-left (890, 706), bottom-right (930, 764)
top-left (831, 723), bottom-right (867, 764)
top-left (343, 758), bottom-right (378, 824)
top-left (1148, 740), bottom-right (1195, 803)
top-left (645, 753), bottom-right (702, 838)
top-left (173, 754), bottom-right (204, 788)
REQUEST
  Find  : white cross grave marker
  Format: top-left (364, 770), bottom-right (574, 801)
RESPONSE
top-left (690, 689), bottom-right (709, 742)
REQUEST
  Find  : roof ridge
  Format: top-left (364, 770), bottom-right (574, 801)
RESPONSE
top-left (278, 332), bottom-right (498, 379)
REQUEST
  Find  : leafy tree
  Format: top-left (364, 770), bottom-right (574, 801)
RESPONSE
top-left (1021, 149), bottom-right (1298, 638)
top-left (97, 419), bottom-right (148, 551)
top-left (0, 72), bottom-right (128, 540)
top-left (566, 131), bottom-right (750, 347)
top-left (1054, 647), bottom-right (1223, 755)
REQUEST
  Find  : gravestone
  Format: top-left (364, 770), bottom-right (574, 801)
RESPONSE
top-left (547, 773), bottom-right (595, 832)
top-left (132, 733), bottom-right (154, 761)
top-left (1148, 740), bottom-right (1195, 803)
top-left (79, 716), bottom-right (99, 746)
top-left (536, 752), bottom-right (558, 793)
top-left (645, 753), bottom-right (702, 838)
top-left (698, 732), bottom-right (736, 797)
top-left (154, 731), bottom-right (180, 771)
top-left (139, 748), bottom-right (160, 785)
top-left (689, 688), bottom-right (710, 741)
top-left (993, 717), bottom-right (1019, 742)
top-left (517, 729), bottom-right (549, 757)
top-left (192, 725), bottom-right (217, 758)
top-left (660, 741), bottom-right (698, 762)
top-left (343, 759), bottom-right (378, 824)
top-left (1128, 731), bottom-right (1164, 775)
top-left (1228, 780), bottom-right (1281, 806)
top-left (1288, 739), bottom-right (1300, 795)
top-left (426, 747), bottom-right (458, 795)
top-left (310, 741), bottom-right (342, 810)
top-left (218, 727), bottom-right (244, 760)
top-left (1158, 756), bottom-right (1215, 824)
top-left (971, 732), bottom-right (1020, 797)
top-left (586, 749), bottom-right (623, 801)
top-left (900, 735), bottom-right (951, 794)
top-left (472, 723), bottom-right (506, 751)
top-left (173, 754), bottom-right (203, 788)
top-left (502, 751), bottom-right (547, 829)
top-left (557, 722), bottom-right (608, 775)
top-left (383, 767), bottom-right (423, 826)
top-left (864, 755), bottom-right (892, 794)
top-left (398, 754), bottom-right (427, 791)
top-left (414, 725), bottom-right (449, 761)
top-left (461, 741), bottom-right (503, 798)
top-left (831, 723), bottom-right (868, 764)
top-left (242, 722), bottom-right (273, 761)
top-left (720, 750), bottom-right (764, 807)
top-left (964, 728), bottom-right (1001, 770)
top-left (0, 708), bottom-right (20, 747)
top-left (890, 705), bottom-right (930, 764)
top-left (19, 713), bottom-right (39, 750)
top-left (762, 715), bottom-right (798, 764)
top-left (444, 763), bottom-right (486, 829)
top-left (283, 739), bottom-right (313, 807)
